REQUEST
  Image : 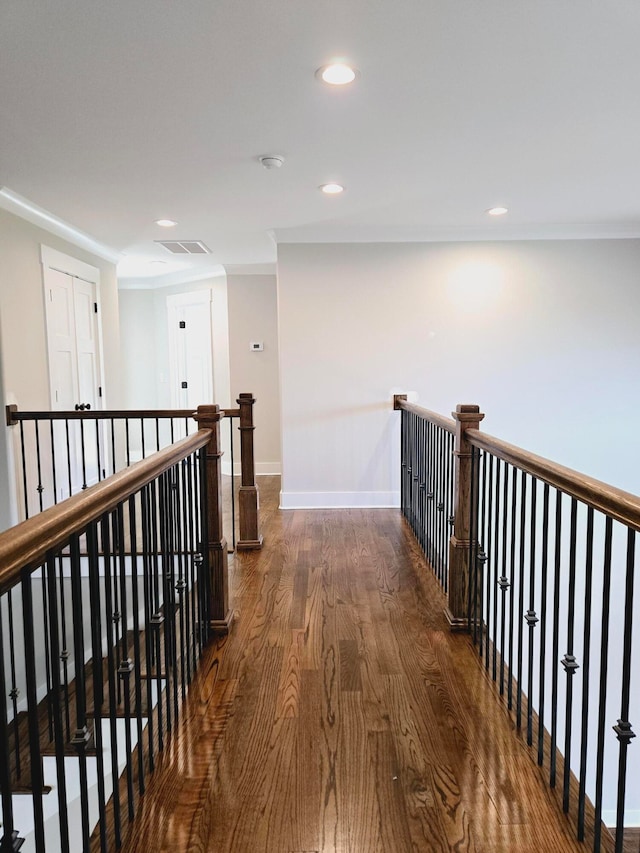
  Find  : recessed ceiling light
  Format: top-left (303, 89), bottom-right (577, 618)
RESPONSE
top-left (320, 183), bottom-right (344, 194)
top-left (155, 218), bottom-right (178, 227)
top-left (487, 207), bottom-right (508, 216)
top-left (316, 63), bottom-right (358, 85)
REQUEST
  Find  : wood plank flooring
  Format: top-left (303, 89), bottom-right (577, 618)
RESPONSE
top-left (119, 476), bottom-right (602, 853)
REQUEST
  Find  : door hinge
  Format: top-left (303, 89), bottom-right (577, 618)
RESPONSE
top-left (179, 320), bottom-right (186, 329)
top-left (98, 386), bottom-right (103, 397)
top-left (94, 302), bottom-right (98, 313)
top-left (181, 381), bottom-right (188, 389)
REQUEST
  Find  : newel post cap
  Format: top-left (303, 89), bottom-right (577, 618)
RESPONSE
top-left (193, 404), bottom-right (223, 426)
top-left (452, 404), bottom-right (485, 424)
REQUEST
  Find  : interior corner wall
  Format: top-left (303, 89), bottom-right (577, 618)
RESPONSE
top-left (277, 240), bottom-right (640, 508)
top-left (227, 274), bottom-right (281, 474)
top-left (0, 208), bottom-right (121, 530)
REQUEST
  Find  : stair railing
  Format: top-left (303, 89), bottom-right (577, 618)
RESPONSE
top-left (5, 393), bottom-right (263, 552)
top-left (0, 404), bottom-right (229, 852)
top-left (395, 394), bottom-right (638, 853)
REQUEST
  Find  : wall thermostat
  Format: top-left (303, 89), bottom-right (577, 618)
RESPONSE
top-left (250, 341), bottom-right (264, 351)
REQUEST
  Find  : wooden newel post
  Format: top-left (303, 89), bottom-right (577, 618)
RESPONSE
top-left (193, 404), bottom-right (232, 635)
top-left (236, 393), bottom-right (263, 550)
top-left (446, 403), bottom-right (484, 631)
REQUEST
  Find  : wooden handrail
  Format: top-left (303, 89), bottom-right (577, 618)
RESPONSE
top-left (0, 430), bottom-right (211, 593)
top-left (466, 428), bottom-right (640, 533)
top-left (393, 396), bottom-right (456, 435)
top-left (6, 404), bottom-right (241, 424)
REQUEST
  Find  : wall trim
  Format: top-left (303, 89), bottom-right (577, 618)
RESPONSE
top-left (279, 490), bottom-right (400, 509)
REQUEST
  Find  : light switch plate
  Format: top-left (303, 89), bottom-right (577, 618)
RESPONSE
top-left (250, 341), bottom-right (264, 351)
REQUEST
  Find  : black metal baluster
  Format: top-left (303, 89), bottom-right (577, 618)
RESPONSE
top-left (149, 479), bottom-right (166, 749)
top-left (116, 503), bottom-right (136, 824)
top-left (550, 489), bottom-right (563, 788)
top-left (477, 450), bottom-right (488, 657)
top-left (6, 592), bottom-right (21, 782)
top-left (140, 416), bottom-right (146, 459)
top-left (613, 528), bottom-right (636, 853)
top-left (526, 477), bottom-right (538, 746)
top-left (492, 458), bottom-right (502, 681)
top-left (140, 485), bottom-right (156, 772)
top-left (34, 420), bottom-right (44, 512)
top-left (96, 419), bottom-right (103, 481)
top-left (467, 444), bottom-right (478, 633)
top-left (228, 417), bottom-right (236, 551)
top-left (402, 409), bottom-right (408, 518)
top-left (167, 469), bottom-right (180, 721)
top-left (86, 521), bottom-right (108, 853)
top-left (57, 555), bottom-right (71, 742)
top-left (186, 450), bottom-right (198, 674)
top-left (593, 516), bottom-right (613, 852)
top-left (45, 553), bottom-right (70, 852)
top-left (445, 431), bottom-right (454, 591)
top-left (50, 419), bottom-right (59, 505)
top-left (69, 533), bottom-right (92, 850)
top-left (101, 514), bottom-right (122, 847)
top-left (65, 419), bottom-right (73, 499)
top-left (155, 417), bottom-right (160, 452)
top-left (484, 455), bottom-right (494, 671)
top-left (176, 460), bottom-right (188, 696)
top-left (0, 592), bottom-right (22, 853)
top-left (21, 568), bottom-right (46, 852)
top-left (80, 418), bottom-right (88, 489)
top-left (18, 421), bottom-right (29, 519)
top-left (112, 513), bottom-right (123, 707)
top-left (516, 473), bottom-right (528, 730)
top-left (562, 498), bottom-right (579, 813)
top-left (507, 468), bottom-right (518, 711)
top-left (498, 464), bottom-right (510, 696)
top-left (577, 507), bottom-right (594, 841)
top-left (127, 493), bottom-right (146, 798)
top-left (125, 418), bottom-right (131, 467)
top-left (423, 418), bottom-right (429, 559)
top-left (537, 483), bottom-right (550, 766)
top-left (434, 424), bottom-right (441, 579)
top-left (199, 447), bottom-right (211, 644)
top-left (110, 417), bottom-right (116, 476)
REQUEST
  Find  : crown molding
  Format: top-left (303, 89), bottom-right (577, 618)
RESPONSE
top-left (0, 187), bottom-right (122, 264)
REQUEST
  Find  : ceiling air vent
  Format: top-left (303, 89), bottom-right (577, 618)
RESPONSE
top-left (155, 240), bottom-right (211, 255)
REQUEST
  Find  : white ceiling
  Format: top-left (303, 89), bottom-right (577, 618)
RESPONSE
top-left (2, 0), bottom-right (640, 284)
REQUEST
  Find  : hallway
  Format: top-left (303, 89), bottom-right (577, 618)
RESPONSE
top-left (119, 476), bottom-right (588, 853)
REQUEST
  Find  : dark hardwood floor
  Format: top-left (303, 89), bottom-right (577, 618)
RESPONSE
top-left (118, 475), bottom-right (604, 853)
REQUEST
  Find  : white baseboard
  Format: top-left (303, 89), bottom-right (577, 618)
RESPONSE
top-left (222, 461), bottom-right (281, 476)
top-left (279, 490), bottom-right (400, 509)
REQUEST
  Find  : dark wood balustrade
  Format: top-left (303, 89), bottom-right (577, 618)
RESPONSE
top-left (0, 403), bottom-right (238, 851)
top-left (394, 394), bottom-right (639, 853)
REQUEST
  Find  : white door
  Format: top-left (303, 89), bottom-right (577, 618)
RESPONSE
top-left (167, 291), bottom-right (214, 409)
top-left (43, 252), bottom-right (104, 497)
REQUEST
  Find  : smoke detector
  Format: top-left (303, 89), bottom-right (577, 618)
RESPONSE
top-left (260, 155), bottom-right (284, 170)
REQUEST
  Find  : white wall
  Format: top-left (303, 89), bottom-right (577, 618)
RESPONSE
top-left (277, 239), bottom-right (640, 507)
top-left (119, 289), bottom-right (158, 408)
top-left (227, 274), bottom-right (281, 474)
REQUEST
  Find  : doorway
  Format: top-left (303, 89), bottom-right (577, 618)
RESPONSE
top-left (167, 290), bottom-right (214, 409)
top-left (41, 246), bottom-right (105, 495)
